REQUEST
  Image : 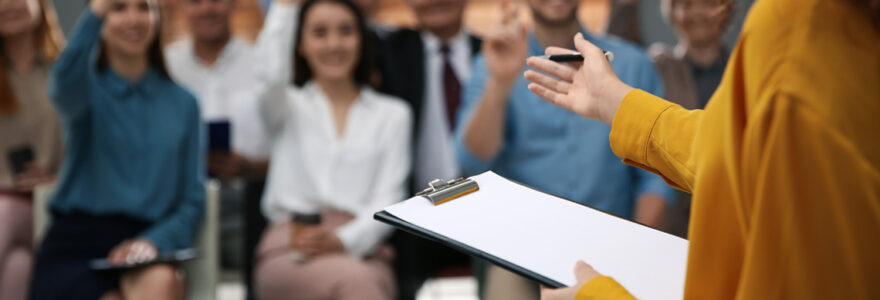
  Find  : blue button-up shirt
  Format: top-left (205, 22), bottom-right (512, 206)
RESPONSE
top-left (48, 10), bottom-right (205, 252)
top-left (454, 30), bottom-right (674, 219)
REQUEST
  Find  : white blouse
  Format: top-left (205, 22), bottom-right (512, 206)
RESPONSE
top-left (260, 81), bottom-right (412, 257)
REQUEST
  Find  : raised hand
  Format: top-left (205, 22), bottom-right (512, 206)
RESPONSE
top-left (90, 0), bottom-right (115, 17)
top-left (524, 33), bottom-right (632, 125)
top-left (483, 0), bottom-right (528, 87)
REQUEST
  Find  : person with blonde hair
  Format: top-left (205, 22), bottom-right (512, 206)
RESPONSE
top-left (0, 0), bottom-right (64, 299)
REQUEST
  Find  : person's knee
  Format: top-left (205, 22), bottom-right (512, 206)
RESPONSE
top-left (332, 258), bottom-right (392, 299)
top-left (3, 247), bottom-right (33, 275)
top-left (0, 197), bottom-right (32, 247)
top-left (121, 264), bottom-right (183, 300)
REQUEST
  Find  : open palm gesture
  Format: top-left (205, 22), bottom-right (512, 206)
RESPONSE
top-left (524, 33), bottom-right (633, 125)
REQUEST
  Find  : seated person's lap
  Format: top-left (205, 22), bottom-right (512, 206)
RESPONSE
top-left (254, 211), bottom-right (395, 300)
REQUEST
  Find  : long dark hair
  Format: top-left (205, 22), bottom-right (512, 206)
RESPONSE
top-left (94, 0), bottom-right (169, 79)
top-left (292, 0), bottom-right (372, 87)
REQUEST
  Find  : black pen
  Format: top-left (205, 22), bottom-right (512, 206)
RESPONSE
top-left (538, 51), bottom-right (614, 63)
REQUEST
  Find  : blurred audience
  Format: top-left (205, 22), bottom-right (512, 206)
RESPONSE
top-left (28, 0), bottom-right (204, 299)
top-left (606, 0), bottom-right (641, 44)
top-left (453, 0), bottom-right (674, 298)
top-left (251, 0), bottom-right (411, 299)
top-left (376, 0), bottom-right (479, 297)
top-left (0, 0), bottom-right (64, 299)
top-left (648, 0), bottom-right (733, 238)
top-left (164, 0), bottom-right (272, 271)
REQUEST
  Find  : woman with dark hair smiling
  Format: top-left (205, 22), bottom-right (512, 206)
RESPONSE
top-left (28, 0), bottom-right (204, 299)
top-left (252, 0), bottom-right (411, 298)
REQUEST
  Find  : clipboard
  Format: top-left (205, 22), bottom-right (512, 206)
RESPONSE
top-left (377, 176), bottom-right (563, 287)
top-left (374, 171), bottom-right (688, 299)
top-left (375, 210), bottom-right (565, 287)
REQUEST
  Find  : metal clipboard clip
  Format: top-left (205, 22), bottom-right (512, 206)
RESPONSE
top-left (416, 178), bottom-right (480, 205)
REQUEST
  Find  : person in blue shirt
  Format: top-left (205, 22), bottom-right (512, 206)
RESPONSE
top-left (28, 0), bottom-right (204, 299)
top-left (453, 0), bottom-right (675, 299)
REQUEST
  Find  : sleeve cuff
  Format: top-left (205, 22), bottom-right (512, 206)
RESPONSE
top-left (265, 2), bottom-right (299, 27)
top-left (609, 89), bottom-right (676, 166)
top-left (335, 219), bottom-right (389, 258)
top-left (576, 276), bottom-right (635, 300)
top-left (141, 230), bottom-right (173, 253)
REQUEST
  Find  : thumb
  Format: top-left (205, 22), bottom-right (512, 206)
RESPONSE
top-left (574, 260), bottom-right (596, 283)
top-left (573, 33), bottom-right (601, 59)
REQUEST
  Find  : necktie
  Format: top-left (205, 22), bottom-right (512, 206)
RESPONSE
top-left (440, 45), bottom-right (461, 131)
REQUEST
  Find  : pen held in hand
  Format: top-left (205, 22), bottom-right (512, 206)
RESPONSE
top-left (538, 51), bottom-right (614, 63)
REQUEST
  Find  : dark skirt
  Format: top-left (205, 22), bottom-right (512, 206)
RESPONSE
top-left (29, 213), bottom-right (151, 300)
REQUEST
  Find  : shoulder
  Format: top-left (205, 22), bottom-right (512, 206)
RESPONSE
top-left (385, 28), bottom-right (421, 42)
top-left (595, 34), bottom-right (653, 67)
top-left (160, 77), bottom-right (200, 115)
top-left (382, 28), bottom-right (423, 50)
top-left (646, 42), bottom-right (687, 71)
top-left (364, 87), bottom-right (413, 124)
top-left (647, 42), bottom-right (674, 63)
top-left (163, 39), bottom-right (191, 62)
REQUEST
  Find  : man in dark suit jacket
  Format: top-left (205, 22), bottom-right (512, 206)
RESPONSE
top-left (376, 0), bottom-right (482, 299)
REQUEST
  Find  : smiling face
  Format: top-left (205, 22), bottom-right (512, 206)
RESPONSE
top-left (0, 0), bottom-right (41, 37)
top-left (101, 0), bottom-right (158, 60)
top-left (670, 0), bottom-right (729, 47)
top-left (407, 0), bottom-right (465, 34)
top-left (527, 0), bottom-right (578, 27)
top-left (182, 0), bottom-right (233, 44)
top-left (297, 1), bottom-right (362, 83)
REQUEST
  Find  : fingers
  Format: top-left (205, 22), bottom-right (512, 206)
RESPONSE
top-left (523, 70), bottom-right (571, 95)
top-left (109, 240), bottom-right (133, 265)
top-left (573, 260), bottom-right (601, 283)
top-left (500, 0), bottom-right (520, 28)
top-left (527, 83), bottom-right (569, 109)
top-left (526, 57), bottom-right (577, 81)
top-left (538, 285), bottom-right (569, 300)
top-left (126, 240), bottom-right (157, 264)
top-left (544, 46), bottom-right (579, 56)
top-left (573, 33), bottom-right (605, 60)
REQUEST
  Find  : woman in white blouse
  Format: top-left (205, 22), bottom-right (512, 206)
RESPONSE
top-left (252, 0), bottom-right (411, 299)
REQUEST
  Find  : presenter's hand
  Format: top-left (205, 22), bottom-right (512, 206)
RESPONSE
top-left (293, 227), bottom-right (344, 258)
top-left (540, 261), bottom-right (601, 300)
top-left (483, 0), bottom-right (528, 88)
top-left (108, 239), bottom-right (158, 266)
top-left (524, 33), bottom-right (633, 125)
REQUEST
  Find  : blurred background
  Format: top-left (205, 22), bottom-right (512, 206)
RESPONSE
top-left (38, 0), bottom-right (753, 299)
top-left (52, 0), bottom-right (752, 48)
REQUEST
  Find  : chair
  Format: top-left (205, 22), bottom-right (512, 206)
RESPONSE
top-left (33, 180), bottom-right (220, 300)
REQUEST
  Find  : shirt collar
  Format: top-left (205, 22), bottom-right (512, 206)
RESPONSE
top-left (186, 37), bottom-right (245, 70)
top-left (303, 80), bottom-right (374, 109)
top-left (421, 30), bottom-right (468, 55)
top-left (528, 26), bottom-right (596, 56)
top-left (101, 66), bottom-right (162, 98)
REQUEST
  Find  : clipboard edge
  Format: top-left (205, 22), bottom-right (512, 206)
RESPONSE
top-left (374, 210), bottom-right (567, 289)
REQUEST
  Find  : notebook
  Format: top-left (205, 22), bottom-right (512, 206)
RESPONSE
top-left (375, 171), bottom-right (688, 299)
